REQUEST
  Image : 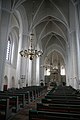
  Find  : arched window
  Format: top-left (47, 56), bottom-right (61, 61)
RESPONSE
top-left (44, 68), bottom-right (50, 76)
top-left (61, 66), bottom-right (65, 75)
top-left (11, 76), bottom-right (15, 88)
top-left (46, 68), bottom-right (50, 76)
top-left (6, 37), bottom-right (12, 62)
top-left (4, 75), bottom-right (8, 85)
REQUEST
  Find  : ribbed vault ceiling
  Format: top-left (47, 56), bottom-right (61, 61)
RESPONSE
top-left (11, 0), bottom-right (74, 68)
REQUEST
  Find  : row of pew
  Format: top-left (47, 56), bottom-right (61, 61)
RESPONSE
top-left (0, 86), bottom-right (47, 120)
top-left (29, 85), bottom-right (80, 120)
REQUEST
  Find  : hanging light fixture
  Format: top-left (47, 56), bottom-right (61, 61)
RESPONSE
top-left (41, 56), bottom-right (52, 70)
top-left (19, 1), bottom-right (43, 60)
top-left (19, 33), bottom-right (43, 60)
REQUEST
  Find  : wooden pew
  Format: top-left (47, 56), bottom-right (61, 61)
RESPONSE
top-left (0, 93), bottom-right (21, 112)
top-left (42, 98), bottom-right (80, 105)
top-left (0, 85), bottom-right (47, 118)
top-left (0, 97), bottom-right (12, 120)
top-left (0, 91), bottom-right (26, 107)
top-left (29, 86), bottom-right (80, 120)
top-left (45, 94), bottom-right (80, 99)
top-left (47, 86), bottom-right (78, 96)
top-left (37, 103), bottom-right (80, 114)
top-left (8, 93), bottom-right (26, 108)
top-left (29, 110), bottom-right (80, 120)
top-left (9, 89), bottom-right (31, 104)
top-left (13, 86), bottom-right (47, 103)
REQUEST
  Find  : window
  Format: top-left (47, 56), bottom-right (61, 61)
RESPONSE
top-left (44, 68), bottom-right (50, 76)
top-left (47, 68), bottom-right (50, 76)
top-left (6, 37), bottom-right (12, 62)
top-left (61, 66), bottom-right (65, 75)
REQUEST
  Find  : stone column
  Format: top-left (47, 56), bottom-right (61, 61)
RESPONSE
top-left (68, 2), bottom-right (79, 89)
top-left (0, 0), bottom-right (11, 90)
top-left (75, 2), bottom-right (80, 88)
top-left (28, 59), bottom-right (32, 86)
top-left (16, 33), bottom-right (22, 88)
top-left (68, 33), bottom-right (74, 87)
top-left (58, 62), bottom-right (61, 84)
top-left (69, 31), bottom-right (78, 89)
top-left (65, 45), bottom-right (70, 86)
top-left (25, 58), bottom-right (28, 86)
top-left (31, 57), bottom-right (36, 86)
top-left (36, 57), bottom-right (40, 86)
top-left (20, 35), bottom-right (28, 87)
top-left (40, 57), bottom-right (44, 84)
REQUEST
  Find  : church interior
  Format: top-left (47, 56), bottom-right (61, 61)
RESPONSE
top-left (0, 0), bottom-right (80, 120)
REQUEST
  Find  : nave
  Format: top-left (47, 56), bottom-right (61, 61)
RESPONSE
top-left (0, 0), bottom-right (80, 119)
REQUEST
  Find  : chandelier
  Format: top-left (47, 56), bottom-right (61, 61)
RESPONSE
top-left (19, 0), bottom-right (43, 60)
top-left (19, 33), bottom-right (43, 60)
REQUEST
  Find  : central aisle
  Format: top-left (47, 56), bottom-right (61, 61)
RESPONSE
top-left (10, 93), bottom-right (46, 120)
